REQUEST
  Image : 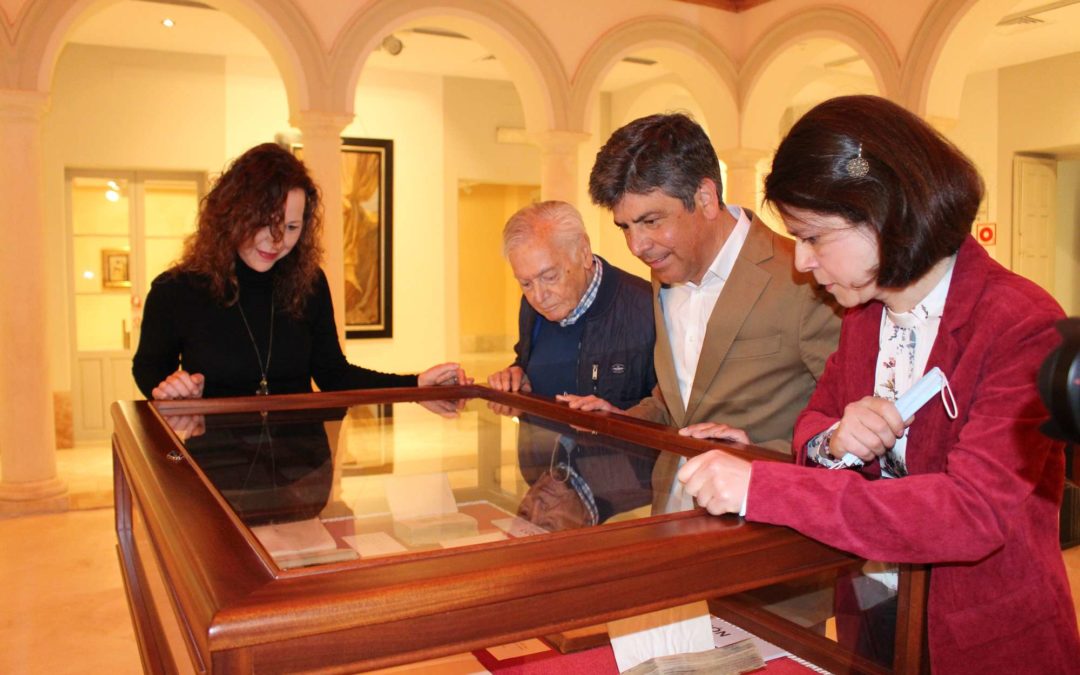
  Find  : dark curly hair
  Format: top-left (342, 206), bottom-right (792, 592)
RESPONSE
top-left (589, 112), bottom-right (724, 211)
top-left (763, 95), bottom-right (983, 288)
top-left (175, 142), bottom-right (323, 317)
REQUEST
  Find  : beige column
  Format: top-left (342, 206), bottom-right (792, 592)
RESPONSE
top-left (0, 90), bottom-right (67, 514)
top-left (717, 147), bottom-right (769, 210)
top-left (532, 130), bottom-right (590, 206)
top-left (291, 111), bottom-right (353, 342)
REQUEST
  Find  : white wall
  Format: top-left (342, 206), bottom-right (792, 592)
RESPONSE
top-left (949, 68), bottom-right (999, 213)
top-left (224, 55), bottom-right (293, 160)
top-left (341, 68), bottom-right (449, 372)
top-left (997, 51), bottom-right (1080, 307)
top-left (443, 77), bottom-right (539, 185)
top-left (441, 76), bottom-right (540, 361)
top-left (946, 68), bottom-right (1000, 260)
top-left (1056, 159), bottom-right (1080, 316)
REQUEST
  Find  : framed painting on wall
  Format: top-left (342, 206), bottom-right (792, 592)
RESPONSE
top-left (102, 249), bottom-right (132, 289)
top-left (294, 137), bottom-right (393, 338)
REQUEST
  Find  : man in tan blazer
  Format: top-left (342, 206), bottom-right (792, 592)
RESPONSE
top-left (566, 113), bottom-right (842, 625)
top-left (563, 112), bottom-right (839, 464)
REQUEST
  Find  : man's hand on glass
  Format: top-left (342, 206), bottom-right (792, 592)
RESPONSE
top-left (555, 394), bottom-right (617, 413)
top-left (678, 422), bottom-right (750, 445)
top-left (487, 365), bottom-right (531, 392)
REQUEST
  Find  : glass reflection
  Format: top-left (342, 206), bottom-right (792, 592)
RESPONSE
top-left (167, 408), bottom-right (354, 568)
top-left (164, 397), bottom-right (682, 569)
top-left (514, 414), bottom-right (658, 530)
top-left (177, 408), bottom-right (341, 524)
top-left (835, 563), bottom-right (899, 667)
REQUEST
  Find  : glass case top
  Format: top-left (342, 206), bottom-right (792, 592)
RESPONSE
top-left (164, 395), bottom-right (696, 570)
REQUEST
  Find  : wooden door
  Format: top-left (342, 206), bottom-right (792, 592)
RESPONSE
top-left (1012, 155), bottom-right (1057, 293)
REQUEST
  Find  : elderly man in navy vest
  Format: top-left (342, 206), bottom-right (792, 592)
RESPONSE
top-left (487, 200), bottom-right (656, 410)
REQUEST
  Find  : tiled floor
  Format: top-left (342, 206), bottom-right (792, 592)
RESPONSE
top-left (6, 373), bottom-right (1080, 674)
top-left (0, 506), bottom-right (492, 675)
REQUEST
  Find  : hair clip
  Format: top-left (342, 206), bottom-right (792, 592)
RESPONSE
top-left (846, 143), bottom-right (869, 178)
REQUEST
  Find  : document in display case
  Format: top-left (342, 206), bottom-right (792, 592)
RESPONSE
top-left (112, 385), bottom-right (928, 674)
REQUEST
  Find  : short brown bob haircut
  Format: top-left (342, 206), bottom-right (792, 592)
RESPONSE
top-left (175, 142), bottom-right (323, 317)
top-left (763, 95), bottom-right (983, 288)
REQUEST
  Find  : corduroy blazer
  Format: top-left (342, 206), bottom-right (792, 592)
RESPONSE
top-left (748, 237), bottom-right (1080, 673)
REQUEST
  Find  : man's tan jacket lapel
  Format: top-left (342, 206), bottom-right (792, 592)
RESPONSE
top-left (685, 220), bottom-right (773, 421)
top-left (648, 215), bottom-right (776, 514)
top-left (652, 215), bottom-right (775, 425)
top-left (650, 282), bottom-right (685, 426)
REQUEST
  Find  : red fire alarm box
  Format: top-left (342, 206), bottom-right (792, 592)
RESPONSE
top-left (974, 222), bottom-right (996, 246)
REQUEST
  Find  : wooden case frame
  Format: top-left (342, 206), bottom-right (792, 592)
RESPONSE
top-left (113, 386), bottom-right (928, 674)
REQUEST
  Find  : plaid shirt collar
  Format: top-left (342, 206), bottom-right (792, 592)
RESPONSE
top-left (559, 255), bottom-right (602, 327)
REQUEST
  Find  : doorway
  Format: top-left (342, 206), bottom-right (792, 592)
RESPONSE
top-left (456, 182), bottom-right (539, 374)
top-left (67, 169), bottom-right (205, 441)
top-left (1012, 155), bottom-right (1057, 294)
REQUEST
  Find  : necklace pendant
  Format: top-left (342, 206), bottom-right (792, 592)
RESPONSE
top-left (257, 378), bottom-right (269, 396)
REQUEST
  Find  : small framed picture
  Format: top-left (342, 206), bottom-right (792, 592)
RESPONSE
top-left (102, 249), bottom-right (131, 289)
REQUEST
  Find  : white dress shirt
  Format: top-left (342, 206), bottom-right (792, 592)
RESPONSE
top-left (874, 255), bottom-right (955, 477)
top-left (658, 206), bottom-right (751, 515)
top-left (660, 205), bottom-right (752, 409)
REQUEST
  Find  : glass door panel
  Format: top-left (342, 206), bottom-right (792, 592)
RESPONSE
top-left (71, 176), bottom-right (132, 352)
top-left (68, 170), bottom-right (203, 441)
top-left (75, 295), bottom-right (133, 352)
top-left (71, 176), bottom-right (130, 235)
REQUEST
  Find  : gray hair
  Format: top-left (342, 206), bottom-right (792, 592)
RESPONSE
top-left (502, 200), bottom-right (591, 260)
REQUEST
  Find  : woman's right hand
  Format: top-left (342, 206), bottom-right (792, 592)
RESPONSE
top-left (418, 362), bottom-right (472, 387)
top-left (151, 370), bottom-right (206, 400)
top-left (163, 414), bottom-right (206, 440)
top-left (828, 395), bottom-right (907, 463)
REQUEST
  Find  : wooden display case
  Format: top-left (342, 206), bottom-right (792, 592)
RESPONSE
top-left (112, 385), bottom-right (927, 674)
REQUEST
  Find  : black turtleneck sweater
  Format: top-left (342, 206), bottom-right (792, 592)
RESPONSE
top-left (132, 260), bottom-right (416, 398)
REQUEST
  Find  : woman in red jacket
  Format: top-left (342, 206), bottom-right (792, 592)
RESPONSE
top-left (677, 95), bottom-right (1080, 673)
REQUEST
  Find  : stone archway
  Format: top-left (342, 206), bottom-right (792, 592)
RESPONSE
top-left (739, 7), bottom-right (899, 152)
top-left (569, 17), bottom-right (739, 151)
top-left (330, 0), bottom-right (569, 135)
top-left (11, 0), bottom-right (324, 118)
top-left (901, 0), bottom-right (1018, 122)
top-left (328, 0), bottom-right (573, 362)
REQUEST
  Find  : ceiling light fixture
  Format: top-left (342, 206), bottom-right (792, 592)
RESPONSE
top-left (162, 17), bottom-right (175, 28)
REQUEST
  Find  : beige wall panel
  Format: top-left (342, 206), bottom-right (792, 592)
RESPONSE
top-left (76, 358), bottom-right (105, 433)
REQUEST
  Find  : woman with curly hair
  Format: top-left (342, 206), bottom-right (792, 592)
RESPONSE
top-left (133, 142), bottom-right (467, 400)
